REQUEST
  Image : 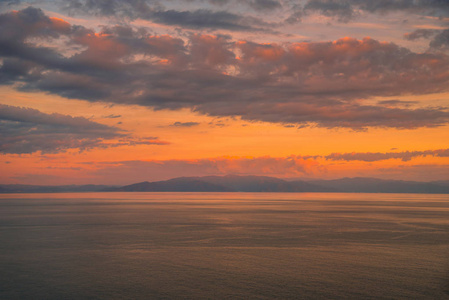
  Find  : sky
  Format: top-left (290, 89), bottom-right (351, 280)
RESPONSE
top-left (1, 0), bottom-right (449, 185)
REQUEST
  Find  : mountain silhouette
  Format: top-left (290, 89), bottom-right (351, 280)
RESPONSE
top-left (109, 175), bottom-right (449, 193)
top-left (1, 176), bottom-right (448, 193)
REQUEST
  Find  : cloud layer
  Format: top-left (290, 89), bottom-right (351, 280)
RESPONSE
top-left (0, 104), bottom-right (166, 154)
top-left (325, 149), bottom-right (449, 162)
top-left (1, 7), bottom-right (449, 130)
top-left (63, 0), bottom-right (276, 32)
top-left (62, 0), bottom-right (449, 24)
top-left (304, 0), bottom-right (449, 22)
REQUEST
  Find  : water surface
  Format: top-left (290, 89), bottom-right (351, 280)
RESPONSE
top-left (1, 192), bottom-right (448, 299)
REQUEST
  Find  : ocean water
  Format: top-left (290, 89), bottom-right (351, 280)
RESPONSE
top-left (0, 192), bottom-right (448, 299)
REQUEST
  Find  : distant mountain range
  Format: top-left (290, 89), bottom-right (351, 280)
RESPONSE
top-left (110, 175), bottom-right (449, 194)
top-left (1, 176), bottom-right (448, 194)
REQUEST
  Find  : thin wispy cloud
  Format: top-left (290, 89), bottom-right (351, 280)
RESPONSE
top-left (325, 149), bottom-right (449, 162)
top-left (170, 121), bottom-right (200, 127)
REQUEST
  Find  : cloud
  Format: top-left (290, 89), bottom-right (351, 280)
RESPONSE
top-left (0, 104), bottom-right (167, 154)
top-left (377, 99), bottom-right (418, 107)
top-left (0, 6), bottom-right (71, 41)
top-left (189, 34), bottom-right (235, 66)
top-left (430, 29), bottom-right (449, 50)
top-left (63, 0), bottom-right (449, 25)
top-left (148, 9), bottom-right (271, 32)
top-left (170, 121), bottom-right (200, 127)
top-left (0, 0), bottom-right (20, 6)
top-left (208, 119), bottom-right (227, 127)
top-left (325, 149), bottom-right (449, 162)
top-left (0, 104), bottom-right (122, 154)
top-left (2, 8), bottom-right (449, 130)
top-left (404, 29), bottom-right (438, 41)
top-left (285, 7), bottom-right (303, 24)
top-left (248, 0), bottom-right (282, 11)
top-left (304, 0), bottom-right (449, 22)
top-left (304, 0), bottom-right (354, 22)
top-left (405, 28), bottom-right (449, 53)
top-left (63, 0), bottom-right (274, 32)
top-left (103, 114), bottom-right (121, 118)
top-left (62, 0), bottom-right (156, 19)
top-left (101, 136), bottom-right (169, 147)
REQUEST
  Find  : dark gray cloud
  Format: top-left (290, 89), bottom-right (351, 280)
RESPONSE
top-left (377, 100), bottom-right (418, 107)
top-left (0, 104), bottom-right (167, 154)
top-left (304, 0), bottom-right (449, 21)
top-left (248, 0), bottom-right (282, 11)
top-left (66, 0), bottom-right (449, 24)
top-left (404, 29), bottom-right (438, 41)
top-left (63, 0), bottom-right (157, 19)
top-left (205, 0), bottom-right (283, 11)
top-left (171, 121), bottom-right (200, 127)
top-left (430, 29), bottom-right (449, 50)
top-left (0, 104), bottom-right (122, 154)
top-left (356, 0), bottom-right (449, 16)
top-left (149, 9), bottom-right (270, 32)
top-left (208, 0), bottom-right (229, 5)
top-left (285, 7), bottom-right (303, 24)
top-left (0, 6), bottom-right (71, 40)
top-left (14, 0), bottom-right (448, 30)
top-left (405, 28), bottom-right (449, 53)
top-left (208, 120), bottom-right (227, 127)
top-left (304, 0), bottom-right (354, 22)
top-left (2, 8), bottom-right (449, 130)
top-left (0, 0), bottom-right (20, 8)
top-left (64, 0), bottom-right (273, 32)
top-left (103, 114), bottom-right (121, 118)
top-left (325, 149), bottom-right (449, 162)
top-left (233, 104), bottom-right (449, 130)
top-left (0, 104), bottom-right (119, 133)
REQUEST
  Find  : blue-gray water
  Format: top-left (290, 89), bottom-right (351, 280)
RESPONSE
top-left (1, 192), bottom-right (448, 299)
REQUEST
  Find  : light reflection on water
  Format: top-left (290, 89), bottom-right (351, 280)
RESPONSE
top-left (1, 192), bottom-right (448, 299)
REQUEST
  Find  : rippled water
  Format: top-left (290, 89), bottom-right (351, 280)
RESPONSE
top-left (1, 192), bottom-right (448, 299)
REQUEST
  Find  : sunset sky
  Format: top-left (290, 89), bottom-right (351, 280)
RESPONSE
top-left (1, 0), bottom-right (449, 185)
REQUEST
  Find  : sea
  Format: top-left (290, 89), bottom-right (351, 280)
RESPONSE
top-left (0, 192), bottom-right (448, 299)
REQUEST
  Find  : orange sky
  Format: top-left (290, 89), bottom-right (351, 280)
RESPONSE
top-left (1, 1), bottom-right (448, 184)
